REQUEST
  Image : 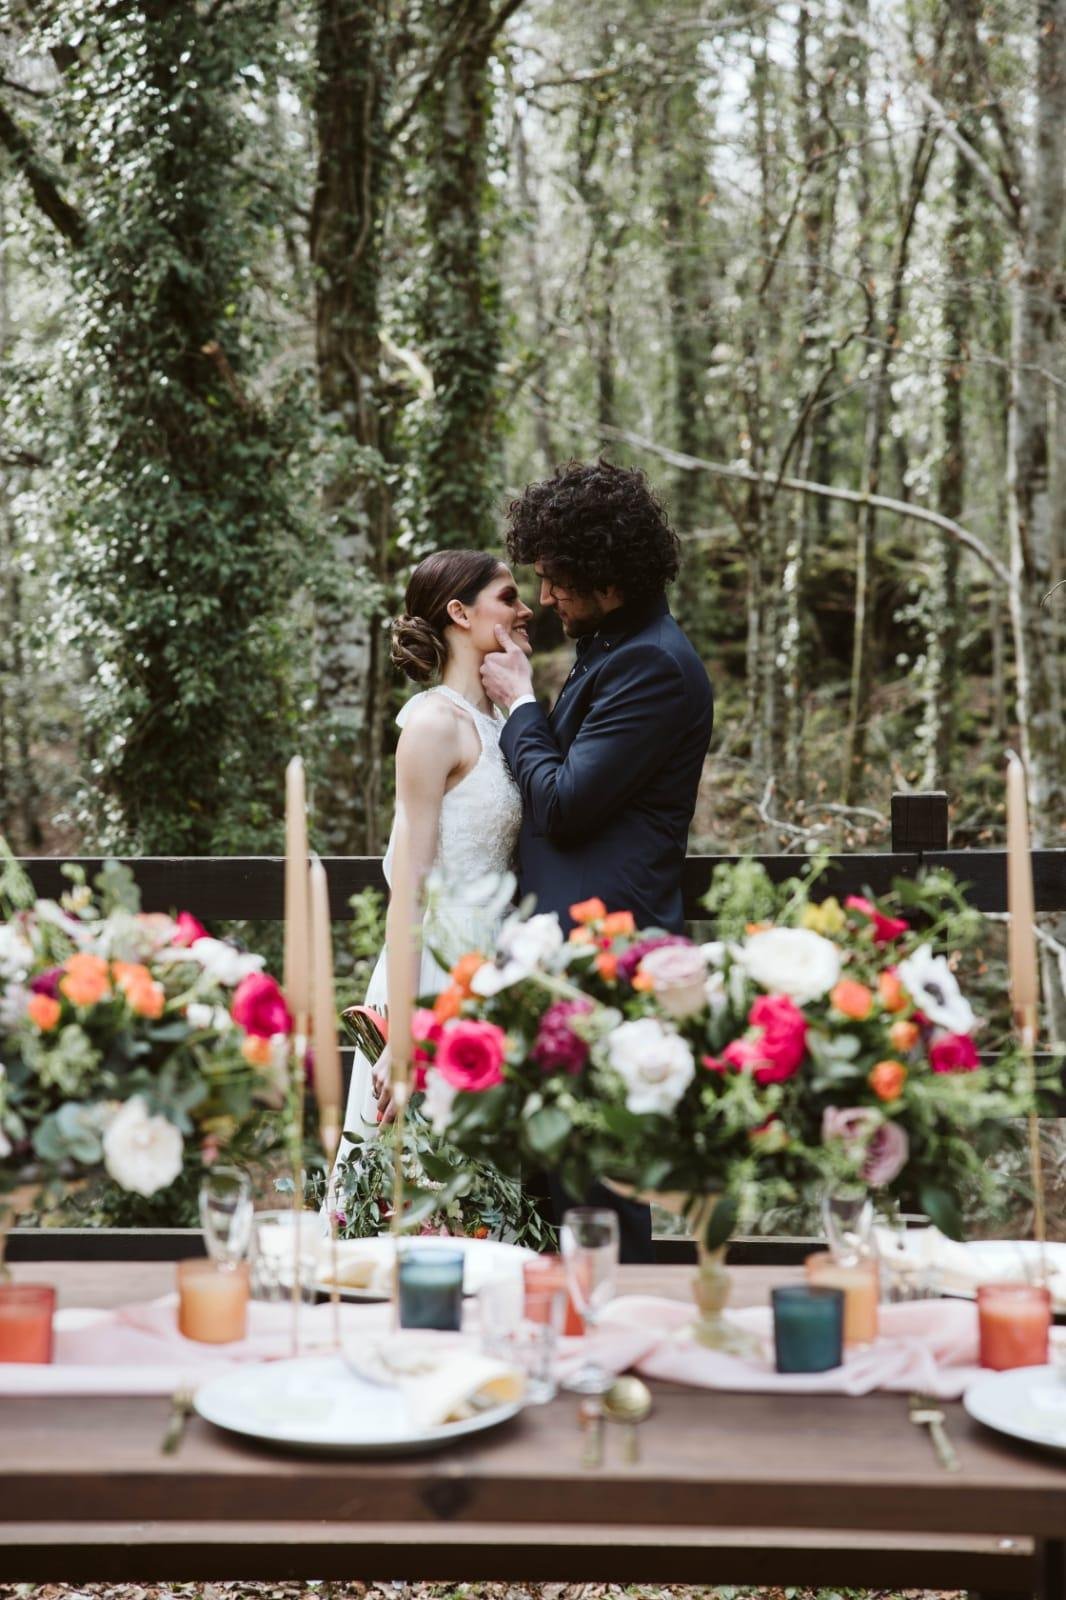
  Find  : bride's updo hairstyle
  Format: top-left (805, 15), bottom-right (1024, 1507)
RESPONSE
top-left (391, 550), bottom-right (504, 684)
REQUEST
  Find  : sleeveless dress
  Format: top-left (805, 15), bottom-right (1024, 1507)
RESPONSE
top-left (335, 684), bottom-right (523, 1161)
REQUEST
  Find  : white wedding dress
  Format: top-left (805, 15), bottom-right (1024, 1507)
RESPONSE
top-left (335, 684), bottom-right (523, 1164)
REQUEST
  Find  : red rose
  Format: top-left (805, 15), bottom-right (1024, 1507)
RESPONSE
top-left (747, 994), bottom-right (807, 1084)
top-left (232, 972), bottom-right (292, 1039)
top-left (435, 1019), bottom-right (507, 1093)
top-left (929, 1032), bottom-right (980, 1073)
top-left (845, 894), bottom-right (909, 945)
top-left (173, 911), bottom-right (208, 948)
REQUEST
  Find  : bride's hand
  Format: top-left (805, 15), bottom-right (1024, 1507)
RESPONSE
top-left (371, 1043), bottom-right (397, 1124)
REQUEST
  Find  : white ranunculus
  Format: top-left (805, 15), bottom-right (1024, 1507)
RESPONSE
top-left (179, 937), bottom-right (264, 988)
top-left (737, 927), bottom-right (841, 1004)
top-left (471, 912), bottom-right (564, 996)
top-left (422, 1068), bottom-right (458, 1134)
top-left (186, 1002), bottom-right (233, 1033)
top-left (606, 1017), bottom-right (696, 1116)
top-left (102, 1096), bottom-right (184, 1197)
top-left (898, 945), bottom-right (975, 1034)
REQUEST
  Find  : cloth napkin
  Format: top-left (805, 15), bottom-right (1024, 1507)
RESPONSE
top-left (596, 1293), bottom-right (987, 1399)
top-left (874, 1225), bottom-right (1066, 1305)
top-left (346, 1332), bottom-right (525, 1430)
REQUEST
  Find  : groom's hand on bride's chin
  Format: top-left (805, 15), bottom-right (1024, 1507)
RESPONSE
top-left (481, 624), bottom-right (534, 709)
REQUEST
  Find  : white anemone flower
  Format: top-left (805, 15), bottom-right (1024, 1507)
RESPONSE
top-left (898, 945), bottom-right (976, 1034)
top-left (736, 927), bottom-right (842, 1005)
top-left (470, 912), bottom-right (563, 996)
top-left (606, 1017), bottom-right (696, 1116)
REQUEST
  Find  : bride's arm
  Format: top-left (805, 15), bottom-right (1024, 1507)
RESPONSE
top-left (374, 700), bottom-right (460, 1123)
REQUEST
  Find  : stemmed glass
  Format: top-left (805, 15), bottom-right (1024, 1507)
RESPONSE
top-left (198, 1166), bottom-right (253, 1267)
top-left (821, 1182), bottom-right (874, 1267)
top-left (560, 1206), bottom-right (619, 1395)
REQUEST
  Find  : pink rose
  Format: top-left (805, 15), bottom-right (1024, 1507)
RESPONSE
top-left (639, 944), bottom-right (708, 1019)
top-left (173, 911), bottom-right (209, 948)
top-left (435, 1019), bottom-right (507, 1093)
top-left (719, 1036), bottom-right (772, 1074)
top-left (747, 994), bottom-right (807, 1083)
top-left (929, 1032), bottom-right (980, 1073)
top-left (412, 1008), bottom-right (442, 1061)
top-left (864, 1119), bottom-right (909, 1185)
top-left (821, 1105), bottom-right (909, 1186)
top-left (822, 1104), bottom-right (880, 1147)
top-left (232, 972), bottom-right (292, 1039)
top-left (845, 895), bottom-right (909, 945)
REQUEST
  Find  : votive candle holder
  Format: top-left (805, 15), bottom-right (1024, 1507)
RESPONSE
top-left (805, 1251), bottom-right (879, 1345)
top-left (0, 1284), bottom-right (55, 1363)
top-left (523, 1254), bottom-right (584, 1335)
top-left (397, 1247), bottom-right (464, 1331)
top-left (977, 1281), bottom-right (1051, 1370)
top-left (177, 1258), bottom-right (250, 1344)
top-left (772, 1285), bottom-right (845, 1373)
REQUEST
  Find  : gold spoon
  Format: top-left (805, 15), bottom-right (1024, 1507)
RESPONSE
top-left (603, 1376), bottom-right (652, 1464)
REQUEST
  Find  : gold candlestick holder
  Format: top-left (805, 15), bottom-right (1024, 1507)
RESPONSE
top-left (289, 1015), bottom-right (309, 1356)
top-left (320, 1106), bottom-right (342, 1350)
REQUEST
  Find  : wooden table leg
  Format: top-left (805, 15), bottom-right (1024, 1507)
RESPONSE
top-left (1036, 1538), bottom-right (1066, 1600)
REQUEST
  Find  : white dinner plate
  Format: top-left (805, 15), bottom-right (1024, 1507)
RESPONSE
top-left (194, 1355), bottom-right (524, 1456)
top-left (313, 1234), bottom-right (533, 1303)
top-left (875, 1231), bottom-right (1066, 1313)
top-left (964, 1365), bottom-right (1066, 1453)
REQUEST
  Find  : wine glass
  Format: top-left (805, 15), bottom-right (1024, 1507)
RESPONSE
top-left (198, 1166), bottom-right (253, 1266)
top-left (821, 1182), bottom-right (874, 1267)
top-left (560, 1206), bottom-right (619, 1395)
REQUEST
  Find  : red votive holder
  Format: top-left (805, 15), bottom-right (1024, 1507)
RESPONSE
top-left (977, 1281), bottom-right (1051, 1370)
top-left (523, 1254), bottom-right (584, 1335)
top-left (0, 1284), bottom-right (55, 1363)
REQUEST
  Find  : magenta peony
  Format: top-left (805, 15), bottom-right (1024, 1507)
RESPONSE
top-left (747, 993), bottom-right (807, 1083)
top-left (232, 972), bottom-right (292, 1039)
top-left (531, 998), bottom-right (593, 1074)
top-left (929, 1032), bottom-right (980, 1073)
top-left (173, 911), bottom-right (209, 948)
top-left (29, 966), bottom-right (63, 999)
top-left (435, 1018), bottom-right (507, 1092)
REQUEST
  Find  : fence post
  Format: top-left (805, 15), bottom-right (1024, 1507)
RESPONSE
top-left (890, 792), bottom-right (949, 861)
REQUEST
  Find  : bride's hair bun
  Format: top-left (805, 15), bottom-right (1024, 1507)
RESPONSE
top-left (391, 613), bottom-right (447, 684)
top-left (391, 549), bottom-right (504, 685)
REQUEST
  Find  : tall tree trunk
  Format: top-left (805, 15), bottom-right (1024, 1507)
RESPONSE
top-left (1007, 0), bottom-right (1066, 1037)
top-left (419, 1), bottom-right (509, 545)
top-left (310, 0), bottom-right (392, 853)
top-left (513, 108), bottom-right (557, 472)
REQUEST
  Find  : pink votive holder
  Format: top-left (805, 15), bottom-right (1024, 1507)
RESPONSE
top-left (0, 1283), bottom-right (55, 1363)
top-left (177, 1258), bottom-right (250, 1344)
top-left (977, 1281), bottom-right (1051, 1370)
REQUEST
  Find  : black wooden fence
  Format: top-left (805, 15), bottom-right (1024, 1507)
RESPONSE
top-left (8, 792), bottom-right (1066, 1264)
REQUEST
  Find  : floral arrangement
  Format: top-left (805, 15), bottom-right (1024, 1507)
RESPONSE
top-left (0, 850), bottom-right (292, 1228)
top-left (414, 860), bottom-right (1031, 1245)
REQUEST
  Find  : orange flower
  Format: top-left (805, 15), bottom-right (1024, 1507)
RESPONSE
top-left (568, 926), bottom-right (594, 946)
top-left (27, 993), bottom-right (61, 1031)
top-left (113, 961), bottom-right (153, 994)
top-left (888, 1019), bottom-right (920, 1053)
top-left (569, 897), bottom-right (607, 925)
top-left (433, 985), bottom-right (463, 1024)
top-left (631, 970), bottom-right (655, 993)
top-left (878, 970), bottom-right (907, 1013)
top-left (869, 1059), bottom-right (908, 1101)
top-left (745, 921), bottom-right (771, 935)
top-left (241, 1033), bottom-right (274, 1068)
top-left (830, 979), bottom-right (874, 1020)
top-left (450, 951), bottom-right (486, 997)
top-left (60, 953), bottom-right (111, 1008)
top-left (126, 980), bottom-right (165, 1020)
top-left (601, 910), bottom-right (635, 938)
top-left (595, 951), bottom-right (618, 982)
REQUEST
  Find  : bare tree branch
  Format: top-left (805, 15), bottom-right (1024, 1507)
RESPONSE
top-left (388, 0), bottom-right (525, 143)
top-left (0, 97), bottom-right (84, 246)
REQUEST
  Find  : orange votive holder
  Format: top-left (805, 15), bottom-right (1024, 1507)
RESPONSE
top-left (805, 1251), bottom-right (879, 1345)
top-left (0, 1284), bottom-right (55, 1363)
top-left (177, 1259), bottom-right (250, 1344)
top-left (977, 1281), bottom-right (1051, 1370)
top-left (523, 1254), bottom-right (584, 1335)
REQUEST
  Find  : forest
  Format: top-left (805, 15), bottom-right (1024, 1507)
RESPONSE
top-left (0, 0), bottom-right (1063, 1033)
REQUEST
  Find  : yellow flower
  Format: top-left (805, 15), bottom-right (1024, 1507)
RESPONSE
top-left (801, 897), bottom-right (846, 935)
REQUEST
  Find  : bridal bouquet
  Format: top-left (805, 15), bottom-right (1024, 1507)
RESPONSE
top-left (416, 860), bottom-right (1031, 1242)
top-left (0, 849), bottom-right (290, 1226)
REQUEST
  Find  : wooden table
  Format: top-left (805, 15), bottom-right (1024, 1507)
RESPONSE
top-left (3, 1260), bottom-right (1064, 1595)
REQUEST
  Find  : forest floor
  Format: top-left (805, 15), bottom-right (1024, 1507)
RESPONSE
top-left (0, 1584), bottom-right (964, 1600)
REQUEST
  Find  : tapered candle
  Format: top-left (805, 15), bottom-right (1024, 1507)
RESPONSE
top-left (309, 854), bottom-right (342, 1155)
top-left (1006, 751), bottom-right (1039, 1020)
top-left (284, 756), bottom-right (311, 1021)
top-left (387, 807), bottom-right (416, 1093)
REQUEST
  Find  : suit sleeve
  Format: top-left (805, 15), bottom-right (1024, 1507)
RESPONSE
top-left (499, 645), bottom-right (687, 846)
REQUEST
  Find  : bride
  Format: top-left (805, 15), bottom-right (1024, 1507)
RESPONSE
top-left (334, 549), bottom-right (533, 1164)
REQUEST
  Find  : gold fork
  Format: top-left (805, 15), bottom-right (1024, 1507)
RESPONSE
top-left (909, 1393), bottom-right (960, 1472)
top-left (161, 1386), bottom-right (195, 1455)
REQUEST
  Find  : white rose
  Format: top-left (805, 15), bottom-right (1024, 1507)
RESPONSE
top-left (422, 1068), bottom-right (458, 1134)
top-left (102, 1096), bottom-right (184, 1197)
top-left (737, 927), bottom-right (841, 1004)
top-left (173, 937), bottom-right (264, 988)
top-left (606, 1017), bottom-right (695, 1116)
top-left (898, 945), bottom-right (976, 1034)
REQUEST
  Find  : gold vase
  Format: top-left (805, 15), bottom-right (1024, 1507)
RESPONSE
top-left (604, 1182), bottom-right (760, 1357)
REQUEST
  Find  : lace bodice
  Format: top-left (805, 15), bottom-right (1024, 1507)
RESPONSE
top-left (382, 683), bottom-right (523, 895)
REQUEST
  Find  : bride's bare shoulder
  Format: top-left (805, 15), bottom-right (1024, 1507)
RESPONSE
top-left (396, 691), bottom-right (463, 754)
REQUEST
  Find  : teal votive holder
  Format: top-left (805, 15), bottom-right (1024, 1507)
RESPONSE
top-left (397, 1248), bottom-right (464, 1331)
top-left (772, 1285), bottom-right (845, 1373)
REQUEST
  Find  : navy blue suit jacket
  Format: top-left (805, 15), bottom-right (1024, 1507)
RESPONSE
top-left (499, 595), bottom-right (713, 934)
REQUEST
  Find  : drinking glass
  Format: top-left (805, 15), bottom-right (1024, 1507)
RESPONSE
top-left (821, 1182), bottom-right (874, 1267)
top-left (250, 1208), bottom-right (323, 1301)
top-left (560, 1206), bottom-right (619, 1395)
top-left (478, 1274), bottom-right (566, 1404)
top-left (199, 1166), bottom-right (254, 1265)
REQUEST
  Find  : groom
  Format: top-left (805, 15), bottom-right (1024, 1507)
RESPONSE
top-left (481, 459), bottom-right (714, 1261)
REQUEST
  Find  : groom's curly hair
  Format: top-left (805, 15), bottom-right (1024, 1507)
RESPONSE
top-left (505, 459), bottom-right (681, 597)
